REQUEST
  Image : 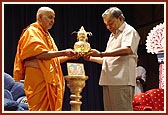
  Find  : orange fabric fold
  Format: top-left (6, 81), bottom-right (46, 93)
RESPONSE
top-left (13, 22), bottom-right (65, 111)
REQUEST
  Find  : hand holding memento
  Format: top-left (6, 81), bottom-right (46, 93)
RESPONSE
top-left (64, 48), bottom-right (77, 57)
top-left (85, 49), bottom-right (101, 57)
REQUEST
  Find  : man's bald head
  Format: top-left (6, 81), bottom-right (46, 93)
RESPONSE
top-left (36, 7), bottom-right (55, 31)
top-left (36, 7), bottom-right (55, 20)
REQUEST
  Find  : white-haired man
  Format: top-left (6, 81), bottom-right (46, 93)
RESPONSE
top-left (13, 6), bottom-right (79, 111)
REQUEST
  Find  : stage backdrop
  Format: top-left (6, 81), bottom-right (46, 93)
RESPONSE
top-left (3, 3), bottom-right (163, 111)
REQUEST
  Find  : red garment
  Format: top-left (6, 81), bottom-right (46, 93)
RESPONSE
top-left (132, 88), bottom-right (164, 111)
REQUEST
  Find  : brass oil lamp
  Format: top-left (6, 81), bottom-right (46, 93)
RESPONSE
top-left (72, 26), bottom-right (92, 54)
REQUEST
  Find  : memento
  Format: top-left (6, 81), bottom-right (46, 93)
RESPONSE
top-left (72, 26), bottom-right (92, 53)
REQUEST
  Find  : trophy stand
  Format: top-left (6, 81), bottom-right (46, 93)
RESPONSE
top-left (64, 76), bottom-right (88, 111)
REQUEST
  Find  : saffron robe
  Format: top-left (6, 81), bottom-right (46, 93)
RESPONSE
top-left (13, 22), bottom-right (65, 111)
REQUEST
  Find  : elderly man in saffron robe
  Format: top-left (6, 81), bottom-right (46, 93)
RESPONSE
top-left (13, 7), bottom-right (79, 111)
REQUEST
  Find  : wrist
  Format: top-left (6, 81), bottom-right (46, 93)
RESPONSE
top-left (59, 50), bottom-right (66, 56)
top-left (89, 56), bottom-right (93, 62)
top-left (100, 52), bottom-right (103, 58)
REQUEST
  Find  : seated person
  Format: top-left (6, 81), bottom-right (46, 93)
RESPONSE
top-left (135, 66), bottom-right (146, 95)
top-left (4, 72), bottom-right (28, 111)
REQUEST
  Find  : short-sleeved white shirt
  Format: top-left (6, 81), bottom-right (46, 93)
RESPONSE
top-left (99, 22), bottom-right (140, 86)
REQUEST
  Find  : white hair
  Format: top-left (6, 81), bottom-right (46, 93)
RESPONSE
top-left (36, 7), bottom-right (54, 19)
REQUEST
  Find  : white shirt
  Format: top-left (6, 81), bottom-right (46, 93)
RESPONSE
top-left (99, 22), bottom-right (140, 86)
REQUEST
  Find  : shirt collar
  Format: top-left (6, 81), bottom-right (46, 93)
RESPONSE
top-left (112, 22), bottom-right (126, 36)
top-left (118, 21), bottom-right (126, 32)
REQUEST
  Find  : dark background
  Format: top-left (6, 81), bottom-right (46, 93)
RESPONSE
top-left (3, 3), bottom-right (164, 111)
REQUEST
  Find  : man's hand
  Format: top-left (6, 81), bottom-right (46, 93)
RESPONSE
top-left (70, 53), bottom-right (81, 60)
top-left (85, 49), bottom-right (101, 57)
top-left (82, 54), bottom-right (91, 61)
top-left (64, 49), bottom-right (77, 57)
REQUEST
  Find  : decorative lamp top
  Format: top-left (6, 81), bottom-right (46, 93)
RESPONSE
top-left (72, 26), bottom-right (92, 42)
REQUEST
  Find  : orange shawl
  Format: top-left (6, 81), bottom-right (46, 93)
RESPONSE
top-left (13, 22), bottom-right (64, 111)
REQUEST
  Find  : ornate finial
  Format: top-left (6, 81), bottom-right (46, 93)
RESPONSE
top-left (77, 26), bottom-right (90, 42)
top-left (79, 26), bottom-right (85, 32)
